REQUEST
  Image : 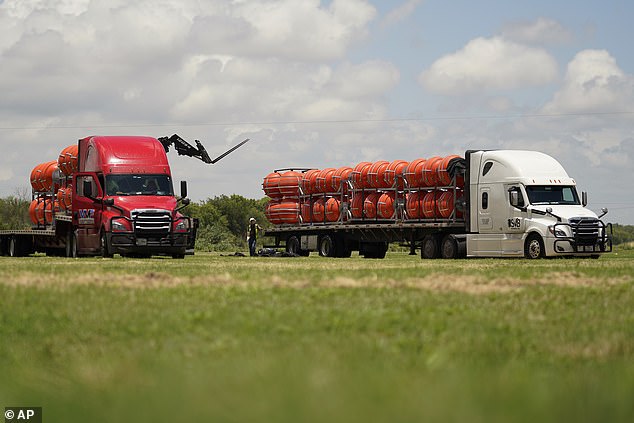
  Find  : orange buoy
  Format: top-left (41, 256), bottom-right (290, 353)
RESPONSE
top-left (315, 168), bottom-right (336, 193)
top-left (63, 185), bottom-right (73, 210)
top-left (37, 161), bottom-right (59, 192)
top-left (29, 199), bottom-right (39, 225)
top-left (301, 169), bottom-right (321, 195)
top-left (385, 160), bottom-right (408, 189)
top-left (422, 156), bottom-right (443, 187)
top-left (377, 192), bottom-right (396, 219)
top-left (331, 166), bottom-right (353, 193)
top-left (30, 163), bottom-right (44, 192)
top-left (266, 199), bottom-right (300, 224)
top-left (437, 155), bottom-right (462, 186)
top-left (45, 200), bottom-right (60, 223)
top-left (56, 188), bottom-right (66, 210)
top-left (265, 199), bottom-right (280, 224)
top-left (58, 145), bottom-right (79, 176)
top-left (350, 193), bottom-right (365, 218)
top-left (263, 172), bottom-right (281, 198)
top-left (325, 197), bottom-right (341, 222)
top-left (367, 161), bottom-right (390, 188)
top-left (351, 162), bottom-right (372, 188)
top-left (437, 190), bottom-right (464, 218)
top-left (312, 197), bottom-right (325, 222)
top-left (422, 190), bottom-right (440, 218)
top-left (34, 197), bottom-right (53, 225)
top-left (406, 191), bottom-right (424, 219)
top-left (404, 158), bottom-right (426, 188)
top-left (278, 171), bottom-right (301, 197)
top-left (363, 192), bottom-right (381, 219)
top-left (301, 200), bottom-right (313, 223)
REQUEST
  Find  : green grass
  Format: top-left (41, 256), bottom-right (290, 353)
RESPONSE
top-left (1, 250), bottom-right (634, 422)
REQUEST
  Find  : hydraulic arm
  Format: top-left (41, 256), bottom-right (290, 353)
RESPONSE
top-left (158, 134), bottom-right (250, 164)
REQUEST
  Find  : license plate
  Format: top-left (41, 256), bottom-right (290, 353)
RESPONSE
top-left (137, 238), bottom-right (147, 246)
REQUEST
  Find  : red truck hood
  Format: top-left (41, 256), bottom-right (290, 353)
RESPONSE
top-left (108, 195), bottom-right (178, 216)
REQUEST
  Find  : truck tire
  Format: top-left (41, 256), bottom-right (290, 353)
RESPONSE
top-left (335, 236), bottom-right (352, 258)
top-left (65, 232), bottom-right (75, 258)
top-left (8, 236), bottom-right (31, 257)
top-left (319, 235), bottom-right (335, 257)
top-left (101, 230), bottom-right (114, 258)
top-left (286, 236), bottom-right (301, 255)
top-left (421, 235), bottom-right (440, 259)
top-left (440, 234), bottom-right (458, 259)
top-left (8, 237), bottom-right (19, 257)
top-left (524, 233), bottom-right (545, 259)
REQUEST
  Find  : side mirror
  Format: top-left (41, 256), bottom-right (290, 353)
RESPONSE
top-left (582, 191), bottom-right (588, 207)
top-left (180, 181), bottom-right (188, 199)
top-left (509, 191), bottom-right (519, 207)
top-left (83, 179), bottom-right (93, 198)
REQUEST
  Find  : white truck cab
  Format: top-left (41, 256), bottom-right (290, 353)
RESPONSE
top-left (466, 150), bottom-right (611, 258)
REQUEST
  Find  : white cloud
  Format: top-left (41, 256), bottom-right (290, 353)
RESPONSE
top-left (381, 0), bottom-right (423, 29)
top-left (543, 49), bottom-right (634, 113)
top-left (419, 36), bottom-right (558, 95)
top-left (501, 17), bottom-right (574, 45)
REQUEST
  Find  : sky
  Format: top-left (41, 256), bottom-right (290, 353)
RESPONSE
top-left (1, 0), bottom-right (633, 224)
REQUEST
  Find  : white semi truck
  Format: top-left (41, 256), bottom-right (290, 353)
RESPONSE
top-left (263, 149), bottom-right (612, 259)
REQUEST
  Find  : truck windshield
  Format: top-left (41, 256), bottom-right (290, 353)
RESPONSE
top-left (525, 185), bottom-right (580, 205)
top-left (105, 174), bottom-right (174, 196)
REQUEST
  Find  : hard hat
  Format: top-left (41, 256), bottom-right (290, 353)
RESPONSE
top-left (250, 217), bottom-right (256, 222)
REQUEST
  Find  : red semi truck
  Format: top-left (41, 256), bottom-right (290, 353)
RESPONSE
top-left (0, 134), bottom-right (247, 258)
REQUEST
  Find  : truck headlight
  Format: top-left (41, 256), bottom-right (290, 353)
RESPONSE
top-left (174, 219), bottom-right (190, 232)
top-left (548, 225), bottom-right (566, 237)
top-left (111, 217), bottom-right (131, 232)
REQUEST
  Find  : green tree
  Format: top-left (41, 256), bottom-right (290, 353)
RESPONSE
top-left (612, 224), bottom-right (634, 245)
top-left (186, 201), bottom-right (237, 251)
top-left (0, 192), bottom-right (31, 230)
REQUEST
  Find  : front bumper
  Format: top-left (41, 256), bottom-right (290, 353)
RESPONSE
top-left (107, 231), bottom-right (192, 256)
top-left (551, 220), bottom-right (613, 255)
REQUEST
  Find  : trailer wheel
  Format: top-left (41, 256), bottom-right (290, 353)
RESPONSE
top-left (71, 233), bottom-right (79, 258)
top-left (8, 236), bottom-right (30, 257)
top-left (286, 236), bottom-right (301, 255)
top-left (319, 235), bottom-right (335, 257)
top-left (421, 235), bottom-right (440, 259)
top-left (8, 237), bottom-right (18, 257)
top-left (101, 230), bottom-right (114, 258)
top-left (335, 237), bottom-right (352, 258)
top-left (524, 233), bottom-right (545, 259)
top-left (440, 235), bottom-right (458, 259)
top-left (65, 232), bottom-right (74, 258)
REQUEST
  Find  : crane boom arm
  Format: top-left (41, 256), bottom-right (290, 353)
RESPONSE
top-left (158, 134), bottom-right (250, 164)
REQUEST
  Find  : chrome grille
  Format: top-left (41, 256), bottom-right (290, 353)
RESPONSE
top-left (569, 217), bottom-right (600, 246)
top-left (131, 209), bottom-right (171, 236)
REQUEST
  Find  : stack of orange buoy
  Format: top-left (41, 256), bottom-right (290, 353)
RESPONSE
top-left (262, 154), bottom-right (465, 225)
top-left (28, 144), bottom-right (79, 226)
top-left (263, 170), bottom-right (302, 224)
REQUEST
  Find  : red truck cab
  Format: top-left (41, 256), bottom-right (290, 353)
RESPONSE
top-left (72, 136), bottom-right (195, 258)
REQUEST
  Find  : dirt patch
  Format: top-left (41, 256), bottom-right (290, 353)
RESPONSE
top-left (309, 272), bottom-right (630, 294)
top-left (1, 270), bottom-right (629, 293)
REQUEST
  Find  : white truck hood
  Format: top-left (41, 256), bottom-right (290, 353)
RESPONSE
top-left (530, 204), bottom-right (598, 222)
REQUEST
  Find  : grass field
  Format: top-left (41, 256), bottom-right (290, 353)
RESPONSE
top-left (1, 250), bottom-right (633, 422)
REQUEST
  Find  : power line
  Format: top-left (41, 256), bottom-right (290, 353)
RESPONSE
top-left (0, 110), bottom-right (632, 131)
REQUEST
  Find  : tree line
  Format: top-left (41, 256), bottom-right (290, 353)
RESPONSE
top-left (1, 194), bottom-right (633, 250)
